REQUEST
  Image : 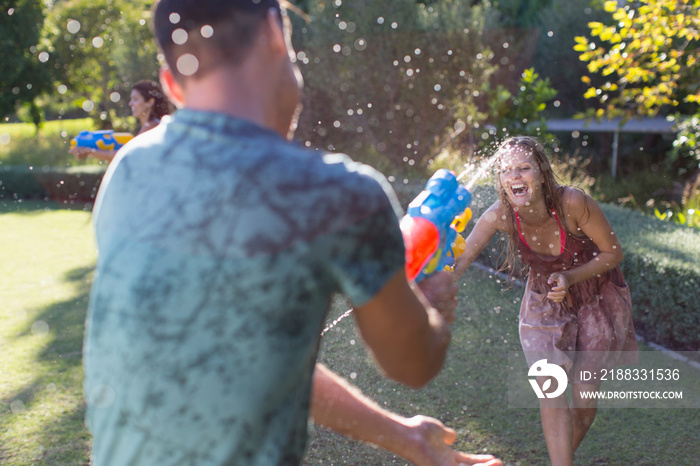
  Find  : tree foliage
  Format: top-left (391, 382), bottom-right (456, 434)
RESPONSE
top-left (43, 0), bottom-right (158, 129)
top-left (483, 67), bottom-right (557, 144)
top-left (0, 0), bottom-right (53, 127)
top-left (575, 0), bottom-right (700, 167)
top-left (576, 0), bottom-right (699, 117)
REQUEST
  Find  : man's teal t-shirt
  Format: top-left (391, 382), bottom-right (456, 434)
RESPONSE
top-left (83, 110), bottom-right (406, 465)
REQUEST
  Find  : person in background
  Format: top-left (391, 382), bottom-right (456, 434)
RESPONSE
top-left (82, 1), bottom-right (498, 465)
top-left (454, 136), bottom-right (637, 466)
top-left (70, 80), bottom-right (171, 162)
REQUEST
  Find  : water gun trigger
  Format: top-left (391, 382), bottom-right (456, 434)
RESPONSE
top-left (451, 208), bottom-right (472, 233)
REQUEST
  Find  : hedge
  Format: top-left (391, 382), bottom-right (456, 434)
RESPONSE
top-left (0, 165), bottom-right (106, 203)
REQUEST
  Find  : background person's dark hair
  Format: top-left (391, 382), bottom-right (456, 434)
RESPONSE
top-left (152, 0), bottom-right (283, 80)
top-left (131, 80), bottom-right (171, 121)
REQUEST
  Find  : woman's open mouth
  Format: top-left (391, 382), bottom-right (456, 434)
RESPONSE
top-left (510, 183), bottom-right (529, 197)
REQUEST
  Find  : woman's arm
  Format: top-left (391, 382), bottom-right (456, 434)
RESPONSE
top-left (70, 146), bottom-right (117, 162)
top-left (453, 202), bottom-right (504, 279)
top-left (548, 189), bottom-right (624, 302)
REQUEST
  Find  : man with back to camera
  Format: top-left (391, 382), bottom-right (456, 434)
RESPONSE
top-left (83, 1), bottom-right (500, 465)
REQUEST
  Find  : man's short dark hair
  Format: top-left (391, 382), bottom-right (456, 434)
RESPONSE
top-left (152, 0), bottom-right (282, 79)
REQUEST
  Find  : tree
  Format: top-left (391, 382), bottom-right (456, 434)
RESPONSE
top-left (0, 0), bottom-right (53, 129)
top-left (43, 0), bottom-right (158, 129)
top-left (575, 0), bottom-right (700, 169)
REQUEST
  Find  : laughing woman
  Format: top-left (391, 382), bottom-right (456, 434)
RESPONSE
top-left (70, 80), bottom-right (172, 162)
top-left (454, 136), bottom-right (638, 466)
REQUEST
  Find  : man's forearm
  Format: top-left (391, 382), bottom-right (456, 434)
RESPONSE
top-left (310, 364), bottom-right (411, 452)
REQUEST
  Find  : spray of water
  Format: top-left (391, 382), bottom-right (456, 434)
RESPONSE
top-left (457, 155), bottom-right (498, 191)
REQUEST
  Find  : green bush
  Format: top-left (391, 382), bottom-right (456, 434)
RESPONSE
top-left (0, 165), bottom-right (106, 203)
top-left (455, 185), bottom-right (700, 351)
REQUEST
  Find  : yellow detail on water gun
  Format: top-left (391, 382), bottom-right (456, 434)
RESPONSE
top-left (70, 130), bottom-right (134, 151)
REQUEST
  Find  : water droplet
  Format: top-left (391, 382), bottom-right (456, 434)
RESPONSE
top-left (88, 384), bottom-right (116, 408)
top-left (92, 36), bottom-right (104, 48)
top-left (10, 400), bottom-right (25, 414)
top-left (169, 12), bottom-right (180, 24)
top-left (172, 28), bottom-right (188, 45)
top-left (110, 92), bottom-right (121, 103)
top-left (38, 51), bottom-right (49, 63)
top-left (176, 54), bottom-right (199, 76)
top-left (200, 25), bottom-right (214, 38)
top-left (31, 320), bottom-right (49, 337)
top-left (66, 19), bottom-right (81, 34)
top-left (82, 100), bottom-right (95, 112)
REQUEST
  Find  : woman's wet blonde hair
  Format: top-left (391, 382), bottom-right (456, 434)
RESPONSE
top-left (493, 136), bottom-right (567, 281)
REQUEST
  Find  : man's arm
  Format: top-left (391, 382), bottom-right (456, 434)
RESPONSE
top-left (311, 364), bottom-right (502, 466)
top-left (352, 269), bottom-right (455, 388)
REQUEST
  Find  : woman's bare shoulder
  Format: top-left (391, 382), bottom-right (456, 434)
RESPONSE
top-left (561, 186), bottom-right (598, 229)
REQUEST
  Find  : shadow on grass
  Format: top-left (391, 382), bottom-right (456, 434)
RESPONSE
top-left (0, 266), bottom-right (94, 465)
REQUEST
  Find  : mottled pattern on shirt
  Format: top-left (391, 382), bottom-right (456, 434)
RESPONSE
top-left (84, 110), bottom-right (405, 465)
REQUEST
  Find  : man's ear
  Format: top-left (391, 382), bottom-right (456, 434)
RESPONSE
top-left (263, 8), bottom-right (288, 58)
top-left (160, 65), bottom-right (184, 107)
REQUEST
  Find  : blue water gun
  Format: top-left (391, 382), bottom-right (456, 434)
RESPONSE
top-left (70, 130), bottom-right (134, 151)
top-left (400, 169), bottom-right (473, 282)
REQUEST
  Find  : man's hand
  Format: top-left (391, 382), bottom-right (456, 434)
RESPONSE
top-left (416, 271), bottom-right (459, 324)
top-left (403, 415), bottom-right (503, 466)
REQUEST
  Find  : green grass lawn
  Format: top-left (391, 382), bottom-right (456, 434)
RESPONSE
top-left (1, 200), bottom-right (698, 465)
top-left (0, 200), bottom-right (94, 464)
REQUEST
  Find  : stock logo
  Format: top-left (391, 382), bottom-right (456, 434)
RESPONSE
top-left (528, 359), bottom-right (568, 399)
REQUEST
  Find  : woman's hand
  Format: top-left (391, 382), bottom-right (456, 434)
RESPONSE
top-left (69, 146), bottom-right (95, 160)
top-left (547, 272), bottom-right (570, 303)
top-left (69, 146), bottom-right (117, 162)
